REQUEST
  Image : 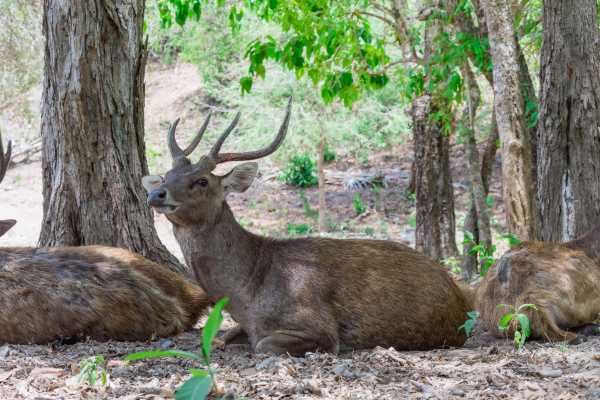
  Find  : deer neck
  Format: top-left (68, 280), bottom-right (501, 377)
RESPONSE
top-left (172, 202), bottom-right (263, 301)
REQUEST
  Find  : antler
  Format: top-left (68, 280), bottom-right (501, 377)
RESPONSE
top-left (0, 129), bottom-right (11, 185)
top-left (209, 97), bottom-right (292, 164)
top-left (167, 112), bottom-right (212, 160)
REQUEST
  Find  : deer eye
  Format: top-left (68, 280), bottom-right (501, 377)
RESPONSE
top-left (194, 178), bottom-right (209, 188)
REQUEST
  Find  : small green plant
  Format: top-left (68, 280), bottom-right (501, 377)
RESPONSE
top-left (463, 231), bottom-right (496, 277)
top-left (280, 154), bottom-right (318, 187)
top-left (364, 226), bottom-right (375, 236)
top-left (299, 191), bottom-right (319, 220)
top-left (78, 355), bottom-right (108, 387)
top-left (287, 223), bottom-right (312, 235)
top-left (497, 303), bottom-right (538, 350)
top-left (353, 193), bottom-right (367, 215)
top-left (459, 311), bottom-right (480, 337)
top-left (323, 145), bottom-right (336, 162)
top-left (500, 232), bottom-right (522, 247)
top-left (125, 297), bottom-right (230, 400)
top-left (407, 212), bottom-right (417, 229)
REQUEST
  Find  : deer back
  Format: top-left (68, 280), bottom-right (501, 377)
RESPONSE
top-left (0, 246), bottom-right (210, 344)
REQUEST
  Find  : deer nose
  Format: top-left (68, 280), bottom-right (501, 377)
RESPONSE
top-left (148, 188), bottom-right (167, 206)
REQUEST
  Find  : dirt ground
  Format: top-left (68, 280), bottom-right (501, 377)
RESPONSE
top-left (1, 63), bottom-right (599, 399)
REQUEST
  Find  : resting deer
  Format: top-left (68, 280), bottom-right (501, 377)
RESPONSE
top-left (476, 226), bottom-right (600, 342)
top-left (142, 99), bottom-right (472, 356)
top-left (0, 133), bottom-right (210, 344)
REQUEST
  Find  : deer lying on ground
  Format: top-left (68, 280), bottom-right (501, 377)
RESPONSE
top-left (476, 225), bottom-right (600, 342)
top-left (142, 98), bottom-right (472, 356)
top-left (0, 133), bottom-right (210, 344)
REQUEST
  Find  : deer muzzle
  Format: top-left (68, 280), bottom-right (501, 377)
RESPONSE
top-left (147, 189), bottom-right (179, 214)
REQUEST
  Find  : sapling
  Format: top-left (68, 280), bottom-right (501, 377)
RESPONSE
top-left (497, 303), bottom-right (538, 350)
top-left (125, 297), bottom-right (230, 400)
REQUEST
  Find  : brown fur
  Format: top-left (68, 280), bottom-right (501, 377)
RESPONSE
top-left (143, 104), bottom-right (471, 355)
top-left (475, 228), bottom-right (600, 342)
top-left (0, 132), bottom-right (210, 344)
top-left (0, 246), bottom-right (210, 344)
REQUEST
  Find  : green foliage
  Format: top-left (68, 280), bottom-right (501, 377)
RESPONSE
top-left (459, 311), bottom-right (480, 337)
top-left (287, 223), bottom-right (312, 235)
top-left (300, 191), bottom-right (319, 220)
top-left (78, 355), bottom-right (108, 387)
top-left (352, 193), bottom-right (367, 216)
top-left (125, 297), bottom-right (230, 400)
top-left (465, 238), bottom-right (496, 277)
top-left (497, 303), bottom-right (538, 350)
top-left (500, 233), bottom-right (522, 247)
top-left (280, 154), bottom-right (318, 187)
top-left (407, 212), bottom-right (417, 229)
top-left (155, 0), bottom-right (391, 106)
top-left (323, 145), bottom-right (336, 162)
top-left (442, 256), bottom-right (462, 275)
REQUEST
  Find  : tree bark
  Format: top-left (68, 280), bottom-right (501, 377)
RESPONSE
top-left (412, 95), bottom-right (457, 261)
top-left (317, 119), bottom-right (326, 233)
top-left (460, 63), bottom-right (493, 277)
top-left (40, 1), bottom-right (187, 276)
top-left (536, 0), bottom-right (600, 241)
top-left (482, 0), bottom-right (539, 241)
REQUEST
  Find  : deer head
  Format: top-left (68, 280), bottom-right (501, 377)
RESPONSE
top-left (0, 130), bottom-right (15, 237)
top-left (142, 99), bottom-right (292, 226)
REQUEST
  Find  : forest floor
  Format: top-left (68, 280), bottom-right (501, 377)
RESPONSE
top-left (1, 62), bottom-right (599, 399)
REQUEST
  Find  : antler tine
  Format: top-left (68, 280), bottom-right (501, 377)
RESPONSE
top-left (215, 97), bottom-right (292, 164)
top-left (167, 118), bottom-right (185, 160)
top-left (182, 112), bottom-right (212, 156)
top-left (208, 111), bottom-right (241, 159)
top-left (0, 130), bottom-right (12, 185)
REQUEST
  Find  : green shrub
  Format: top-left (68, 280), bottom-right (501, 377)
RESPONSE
top-left (353, 193), bottom-right (367, 215)
top-left (280, 154), bottom-right (318, 187)
top-left (323, 145), bottom-right (336, 162)
top-left (287, 223), bottom-right (312, 235)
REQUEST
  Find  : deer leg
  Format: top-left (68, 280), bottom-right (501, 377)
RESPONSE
top-left (220, 325), bottom-right (249, 345)
top-left (255, 329), bottom-right (339, 356)
top-left (574, 323), bottom-right (600, 337)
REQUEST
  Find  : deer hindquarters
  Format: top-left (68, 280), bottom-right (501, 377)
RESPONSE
top-left (255, 329), bottom-right (339, 356)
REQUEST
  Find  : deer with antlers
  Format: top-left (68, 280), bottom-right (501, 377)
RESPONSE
top-left (0, 132), bottom-right (210, 344)
top-left (142, 99), bottom-right (472, 355)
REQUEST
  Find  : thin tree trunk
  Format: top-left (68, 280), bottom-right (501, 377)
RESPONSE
top-left (482, 0), bottom-right (539, 241)
top-left (460, 63), bottom-right (493, 278)
top-left (537, 0), bottom-right (600, 241)
top-left (317, 120), bottom-right (326, 233)
top-left (40, 1), bottom-right (187, 276)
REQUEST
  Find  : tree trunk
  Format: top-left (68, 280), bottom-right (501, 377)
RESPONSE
top-left (412, 95), bottom-right (457, 261)
top-left (536, 0), bottom-right (600, 241)
top-left (482, 0), bottom-right (539, 241)
top-left (40, 1), bottom-right (187, 276)
top-left (317, 120), bottom-right (326, 233)
top-left (460, 63), bottom-right (493, 278)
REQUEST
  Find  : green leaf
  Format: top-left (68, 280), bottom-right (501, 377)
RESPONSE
top-left (202, 297), bottom-right (230, 362)
top-left (240, 77), bottom-right (253, 94)
top-left (125, 350), bottom-right (200, 362)
top-left (517, 303), bottom-right (537, 312)
top-left (189, 368), bottom-right (209, 377)
top-left (498, 313), bottom-right (514, 330)
top-left (176, 376), bottom-right (212, 400)
top-left (467, 311), bottom-right (480, 319)
top-left (515, 313), bottom-right (531, 338)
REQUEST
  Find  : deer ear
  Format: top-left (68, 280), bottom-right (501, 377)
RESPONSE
top-left (222, 162), bottom-right (258, 193)
top-left (142, 175), bottom-right (163, 193)
top-left (0, 219), bottom-right (16, 238)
